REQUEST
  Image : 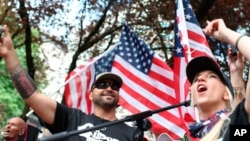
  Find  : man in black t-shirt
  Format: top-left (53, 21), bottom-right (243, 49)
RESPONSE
top-left (0, 25), bottom-right (143, 141)
top-left (44, 72), bottom-right (142, 141)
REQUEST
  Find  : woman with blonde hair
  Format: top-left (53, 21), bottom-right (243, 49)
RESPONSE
top-left (186, 55), bottom-right (234, 139)
top-left (197, 18), bottom-right (250, 141)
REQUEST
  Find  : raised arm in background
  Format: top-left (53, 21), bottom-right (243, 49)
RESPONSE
top-left (0, 25), bottom-right (57, 125)
top-left (227, 48), bottom-right (245, 110)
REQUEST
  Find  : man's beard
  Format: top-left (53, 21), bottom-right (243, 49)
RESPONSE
top-left (93, 96), bottom-right (119, 108)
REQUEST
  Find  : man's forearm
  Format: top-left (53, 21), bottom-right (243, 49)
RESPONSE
top-left (10, 64), bottom-right (37, 99)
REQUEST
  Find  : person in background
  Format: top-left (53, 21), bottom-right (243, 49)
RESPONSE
top-left (227, 48), bottom-right (245, 110)
top-left (0, 25), bottom-right (143, 141)
top-left (2, 117), bottom-right (25, 141)
top-left (198, 18), bottom-right (250, 141)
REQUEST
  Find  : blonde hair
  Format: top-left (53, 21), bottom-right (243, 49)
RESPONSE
top-left (226, 86), bottom-right (233, 110)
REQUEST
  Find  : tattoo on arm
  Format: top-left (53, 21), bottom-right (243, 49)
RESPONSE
top-left (10, 64), bottom-right (37, 99)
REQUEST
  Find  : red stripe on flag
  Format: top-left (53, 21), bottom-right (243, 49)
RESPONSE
top-left (64, 74), bottom-right (73, 107)
top-left (113, 59), bottom-right (177, 103)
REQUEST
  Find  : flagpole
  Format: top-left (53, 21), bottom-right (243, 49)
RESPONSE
top-left (177, 0), bottom-right (200, 124)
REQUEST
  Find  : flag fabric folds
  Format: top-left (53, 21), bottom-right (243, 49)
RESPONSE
top-left (64, 62), bottom-right (94, 114)
top-left (174, 0), bottom-right (215, 124)
top-left (64, 24), bottom-right (189, 139)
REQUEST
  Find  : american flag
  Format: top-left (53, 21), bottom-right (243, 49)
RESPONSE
top-left (174, 0), bottom-right (215, 124)
top-left (64, 24), bottom-right (189, 139)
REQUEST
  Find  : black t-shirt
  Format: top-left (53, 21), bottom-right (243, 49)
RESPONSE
top-left (222, 99), bottom-right (249, 141)
top-left (45, 103), bottom-right (141, 141)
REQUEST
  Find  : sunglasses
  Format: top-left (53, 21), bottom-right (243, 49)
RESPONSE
top-left (94, 82), bottom-right (120, 91)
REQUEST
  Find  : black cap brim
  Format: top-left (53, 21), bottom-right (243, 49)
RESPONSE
top-left (92, 72), bottom-right (123, 88)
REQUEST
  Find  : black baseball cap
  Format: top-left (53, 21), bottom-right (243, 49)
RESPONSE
top-left (91, 72), bottom-right (123, 88)
top-left (186, 56), bottom-right (234, 97)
